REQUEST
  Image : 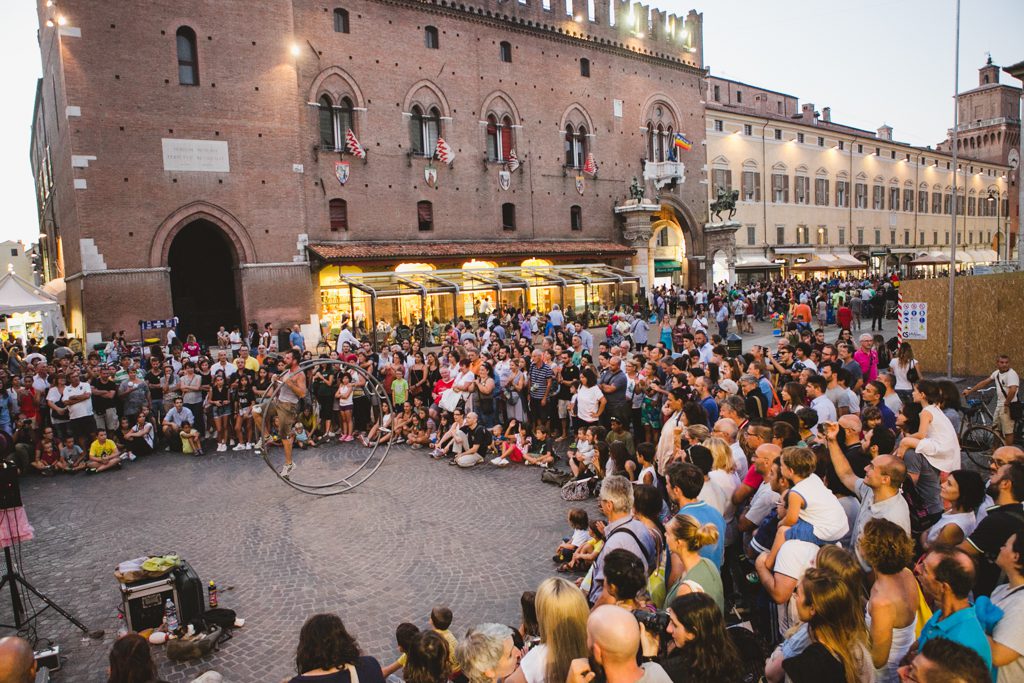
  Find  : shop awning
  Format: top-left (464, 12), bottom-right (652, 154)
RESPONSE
top-left (910, 251), bottom-right (951, 265)
top-left (735, 256), bottom-right (780, 269)
top-left (0, 272), bottom-right (65, 337)
top-left (970, 249), bottom-right (999, 263)
top-left (833, 254), bottom-right (867, 268)
top-left (325, 263), bottom-right (640, 299)
top-left (307, 240), bottom-right (635, 263)
top-left (791, 254), bottom-right (838, 270)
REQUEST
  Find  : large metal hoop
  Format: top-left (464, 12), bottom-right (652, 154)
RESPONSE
top-left (258, 358), bottom-right (393, 496)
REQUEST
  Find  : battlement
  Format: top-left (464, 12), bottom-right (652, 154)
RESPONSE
top-left (404, 0), bottom-right (704, 70)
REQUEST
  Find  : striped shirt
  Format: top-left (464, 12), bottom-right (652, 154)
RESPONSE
top-left (528, 362), bottom-right (553, 399)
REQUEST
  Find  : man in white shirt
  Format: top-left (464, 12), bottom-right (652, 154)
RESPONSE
top-left (807, 375), bottom-right (836, 433)
top-left (964, 354), bottom-right (1019, 446)
top-left (548, 305), bottom-right (564, 329)
top-left (62, 369), bottom-right (94, 448)
top-left (713, 417), bottom-right (748, 474)
top-left (210, 351), bottom-right (236, 378)
top-left (692, 330), bottom-right (714, 366)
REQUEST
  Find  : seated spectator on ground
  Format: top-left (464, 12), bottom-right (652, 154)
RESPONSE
top-left (87, 429), bottom-right (122, 473)
top-left (456, 624), bottom-right (521, 683)
top-left (0, 636), bottom-right (37, 683)
top-left (288, 613), bottom-right (385, 683)
top-left (107, 632), bottom-right (167, 683)
top-left (506, 577), bottom-right (588, 683)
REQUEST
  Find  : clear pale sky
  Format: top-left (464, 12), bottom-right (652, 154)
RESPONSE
top-left (0, 0), bottom-right (1020, 245)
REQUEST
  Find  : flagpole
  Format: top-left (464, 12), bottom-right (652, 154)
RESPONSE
top-left (945, 0), bottom-right (960, 379)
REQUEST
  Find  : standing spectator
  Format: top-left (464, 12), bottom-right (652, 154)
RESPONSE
top-left (897, 638), bottom-right (991, 683)
top-left (963, 354), bottom-right (1019, 446)
top-left (915, 547), bottom-right (993, 672)
top-left (567, 606), bottom-right (673, 683)
top-left (63, 368), bottom-right (95, 449)
top-left (854, 334), bottom-right (880, 383)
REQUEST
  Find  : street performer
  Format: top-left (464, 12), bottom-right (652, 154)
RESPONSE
top-left (272, 349), bottom-right (307, 478)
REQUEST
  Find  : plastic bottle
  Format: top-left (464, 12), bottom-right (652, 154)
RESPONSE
top-left (116, 613), bottom-right (128, 638)
top-left (208, 580), bottom-right (218, 608)
top-left (163, 599), bottom-right (179, 633)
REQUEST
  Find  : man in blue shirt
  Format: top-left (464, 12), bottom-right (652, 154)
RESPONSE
top-left (696, 377), bottom-right (719, 428)
top-left (665, 461), bottom-right (726, 569)
top-left (288, 323), bottom-right (305, 352)
top-left (914, 547), bottom-right (993, 675)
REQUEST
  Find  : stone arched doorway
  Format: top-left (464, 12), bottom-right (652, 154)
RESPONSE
top-left (650, 220), bottom-right (687, 288)
top-left (168, 220), bottom-right (242, 343)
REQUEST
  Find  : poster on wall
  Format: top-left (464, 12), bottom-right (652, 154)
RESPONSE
top-left (902, 302), bottom-right (928, 340)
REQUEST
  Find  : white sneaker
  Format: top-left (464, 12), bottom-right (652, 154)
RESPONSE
top-left (217, 443), bottom-right (227, 452)
top-left (245, 442), bottom-right (253, 450)
top-left (232, 443), bottom-right (246, 451)
top-left (128, 453), bottom-right (137, 462)
top-left (280, 462), bottom-right (295, 478)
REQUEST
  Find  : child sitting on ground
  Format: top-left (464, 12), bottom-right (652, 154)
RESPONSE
top-left (179, 422), bottom-right (203, 456)
top-left (567, 427), bottom-right (595, 477)
top-left (429, 606), bottom-right (459, 673)
top-left (501, 420), bottom-right (530, 464)
top-left (381, 622), bottom-right (420, 678)
top-left (31, 441), bottom-right (66, 476)
top-left (764, 445), bottom-right (849, 569)
top-left (59, 436), bottom-right (87, 472)
top-left (523, 425), bottom-right (556, 467)
top-left (488, 424), bottom-right (509, 466)
top-left (553, 508), bottom-right (590, 563)
top-left (292, 421), bottom-right (311, 450)
top-left (571, 520), bottom-right (606, 580)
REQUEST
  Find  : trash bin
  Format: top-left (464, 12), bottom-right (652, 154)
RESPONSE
top-left (727, 333), bottom-right (743, 357)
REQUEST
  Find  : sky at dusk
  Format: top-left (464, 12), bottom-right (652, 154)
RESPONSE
top-left (0, 0), bottom-right (1020, 246)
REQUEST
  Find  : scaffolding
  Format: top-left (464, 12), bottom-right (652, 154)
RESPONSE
top-left (319, 264), bottom-right (640, 350)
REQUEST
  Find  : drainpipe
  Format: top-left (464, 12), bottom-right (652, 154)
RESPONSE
top-left (849, 135), bottom-right (854, 252)
top-left (761, 120), bottom-right (769, 255)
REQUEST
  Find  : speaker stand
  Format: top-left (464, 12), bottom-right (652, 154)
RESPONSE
top-left (0, 546), bottom-right (103, 638)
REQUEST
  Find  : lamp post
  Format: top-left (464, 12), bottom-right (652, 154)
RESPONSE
top-left (987, 190), bottom-right (1002, 259)
top-left (945, 0), bottom-right (960, 379)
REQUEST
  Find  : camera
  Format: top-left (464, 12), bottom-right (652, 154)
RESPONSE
top-left (633, 609), bottom-right (671, 635)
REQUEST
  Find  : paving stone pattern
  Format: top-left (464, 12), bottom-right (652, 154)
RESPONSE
top-left (10, 443), bottom-right (593, 682)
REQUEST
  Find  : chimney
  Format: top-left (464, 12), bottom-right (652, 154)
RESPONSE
top-left (877, 124), bottom-right (893, 141)
top-left (801, 103), bottom-right (816, 124)
top-left (821, 107), bottom-right (831, 123)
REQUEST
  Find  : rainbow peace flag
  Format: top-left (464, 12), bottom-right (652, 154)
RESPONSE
top-left (673, 133), bottom-right (693, 151)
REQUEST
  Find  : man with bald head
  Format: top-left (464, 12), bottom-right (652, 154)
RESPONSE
top-left (0, 636), bottom-right (36, 683)
top-left (823, 421), bottom-right (910, 568)
top-left (738, 443), bottom-right (783, 535)
top-left (567, 605), bottom-right (672, 683)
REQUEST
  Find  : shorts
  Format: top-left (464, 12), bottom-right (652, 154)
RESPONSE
top-left (996, 407), bottom-right (1016, 435)
top-left (94, 408), bottom-right (118, 431)
top-left (339, 404), bottom-right (353, 412)
top-left (268, 400), bottom-right (299, 434)
top-left (51, 421), bottom-right (72, 441)
top-left (212, 405), bottom-right (233, 419)
top-left (71, 416), bottom-right (96, 438)
top-left (557, 399), bottom-right (570, 420)
top-left (784, 519), bottom-right (836, 547)
top-left (237, 406), bottom-right (253, 418)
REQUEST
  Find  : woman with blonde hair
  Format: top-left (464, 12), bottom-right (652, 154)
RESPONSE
top-left (664, 514), bottom-right (723, 610)
top-left (703, 436), bottom-right (740, 542)
top-left (506, 577), bottom-right (588, 683)
top-left (780, 568), bottom-right (873, 683)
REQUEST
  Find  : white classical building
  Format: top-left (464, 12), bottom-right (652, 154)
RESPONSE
top-left (705, 70), bottom-right (1015, 282)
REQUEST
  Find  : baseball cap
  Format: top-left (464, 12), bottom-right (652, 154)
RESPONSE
top-left (717, 379), bottom-right (739, 395)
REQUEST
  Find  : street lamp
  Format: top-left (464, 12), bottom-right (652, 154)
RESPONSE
top-left (987, 190), bottom-right (1003, 259)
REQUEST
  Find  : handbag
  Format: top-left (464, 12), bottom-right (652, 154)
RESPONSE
top-left (906, 363), bottom-right (920, 384)
top-left (767, 383), bottom-right (783, 418)
top-left (541, 468), bottom-right (573, 486)
top-left (561, 477), bottom-right (594, 501)
top-left (439, 388), bottom-right (462, 413)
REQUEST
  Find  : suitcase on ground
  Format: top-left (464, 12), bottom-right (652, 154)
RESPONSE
top-left (171, 559), bottom-right (205, 627)
top-left (121, 574), bottom-right (179, 632)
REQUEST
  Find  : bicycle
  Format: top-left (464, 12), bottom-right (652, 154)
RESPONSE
top-left (960, 387), bottom-right (1004, 470)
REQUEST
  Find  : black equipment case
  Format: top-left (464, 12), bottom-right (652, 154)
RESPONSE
top-left (120, 559), bottom-right (204, 632)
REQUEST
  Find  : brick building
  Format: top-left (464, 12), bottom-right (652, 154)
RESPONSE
top-left (30, 0), bottom-right (708, 343)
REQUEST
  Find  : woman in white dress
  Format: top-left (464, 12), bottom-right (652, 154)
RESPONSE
top-left (860, 519), bottom-right (919, 683)
top-left (922, 469), bottom-right (985, 550)
top-left (896, 379), bottom-right (961, 473)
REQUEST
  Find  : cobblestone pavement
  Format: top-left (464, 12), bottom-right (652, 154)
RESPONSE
top-left (10, 440), bottom-right (594, 682)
